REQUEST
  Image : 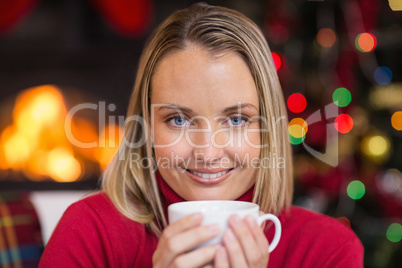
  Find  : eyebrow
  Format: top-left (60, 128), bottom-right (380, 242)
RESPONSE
top-left (157, 103), bottom-right (258, 114)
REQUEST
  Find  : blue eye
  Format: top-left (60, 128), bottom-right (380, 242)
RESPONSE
top-left (174, 116), bottom-right (187, 126)
top-left (228, 116), bottom-right (250, 126)
top-left (166, 115), bottom-right (191, 127)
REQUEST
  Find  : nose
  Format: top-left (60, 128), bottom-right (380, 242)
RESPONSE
top-left (189, 124), bottom-right (227, 163)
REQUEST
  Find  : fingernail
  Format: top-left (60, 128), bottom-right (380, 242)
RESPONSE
top-left (246, 215), bottom-right (257, 228)
top-left (207, 224), bottom-right (220, 234)
top-left (224, 230), bottom-right (235, 242)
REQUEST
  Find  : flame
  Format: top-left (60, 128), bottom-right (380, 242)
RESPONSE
top-left (0, 85), bottom-right (83, 181)
top-left (96, 124), bottom-right (124, 170)
top-left (0, 84), bottom-right (123, 182)
top-left (46, 147), bottom-right (82, 182)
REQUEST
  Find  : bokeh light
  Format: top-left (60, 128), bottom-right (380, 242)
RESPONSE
top-left (391, 111), bottom-right (402, 130)
top-left (289, 133), bottom-right (306, 145)
top-left (361, 135), bottom-right (390, 157)
top-left (355, 33), bottom-right (377, 52)
top-left (333, 87), bottom-right (352, 107)
top-left (288, 118), bottom-right (308, 145)
top-left (347, 180), bottom-right (365, 200)
top-left (335, 114), bottom-right (353, 133)
top-left (386, 223), bottom-right (402, 243)
top-left (389, 0), bottom-right (402, 11)
top-left (287, 93), bottom-right (307, 113)
top-left (317, 28), bottom-right (336, 48)
top-left (289, 118), bottom-right (308, 138)
top-left (374, 66), bottom-right (393, 85)
top-left (271, 52), bottom-right (282, 70)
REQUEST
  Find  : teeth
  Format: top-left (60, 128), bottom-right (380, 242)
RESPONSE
top-left (188, 169), bottom-right (231, 179)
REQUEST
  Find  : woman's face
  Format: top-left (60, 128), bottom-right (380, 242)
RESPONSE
top-left (150, 45), bottom-right (261, 201)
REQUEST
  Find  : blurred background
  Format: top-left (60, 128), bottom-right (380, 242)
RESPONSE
top-left (0, 0), bottom-right (401, 267)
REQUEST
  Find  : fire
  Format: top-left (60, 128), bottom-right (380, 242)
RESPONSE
top-left (0, 85), bottom-right (121, 182)
top-left (96, 124), bottom-right (124, 170)
top-left (46, 147), bottom-right (82, 182)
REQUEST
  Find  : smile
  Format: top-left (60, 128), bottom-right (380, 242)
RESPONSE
top-left (186, 169), bottom-right (233, 179)
top-left (183, 168), bottom-right (235, 185)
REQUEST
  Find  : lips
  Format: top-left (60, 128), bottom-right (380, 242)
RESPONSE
top-left (182, 167), bottom-right (235, 185)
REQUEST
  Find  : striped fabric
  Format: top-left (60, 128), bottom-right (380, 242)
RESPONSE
top-left (0, 192), bottom-right (43, 268)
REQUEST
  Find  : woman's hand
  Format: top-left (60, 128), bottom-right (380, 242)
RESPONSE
top-left (214, 213), bottom-right (269, 268)
top-left (152, 213), bottom-right (221, 268)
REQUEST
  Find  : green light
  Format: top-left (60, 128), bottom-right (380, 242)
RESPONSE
top-left (288, 133), bottom-right (305, 145)
top-left (386, 223), bottom-right (402, 243)
top-left (333, 87), bottom-right (352, 107)
top-left (347, 180), bottom-right (365, 200)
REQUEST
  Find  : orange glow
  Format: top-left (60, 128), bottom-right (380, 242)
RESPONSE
top-left (46, 147), bottom-right (82, 182)
top-left (96, 124), bottom-right (124, 170)
top-left (391, 111), bottom-right (402, 130)
top-left (3, 131), bottom-right (33, 167)
top-left (355, 33), bottom-right (377, 52)
top-left (317, 28), bottom-right (336, 48)
top-left (0, 84), bottom-right (99, 182)
top-left (289, 118), bottom-right (308, 134)
top-left (25, 151), bottom-right (50, 181)
top-left (70, 118), bottom-right (99, 160)
top-left (14, 85), bottom-right (66, 136)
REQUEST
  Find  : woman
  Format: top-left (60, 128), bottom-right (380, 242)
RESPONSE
top-left (40, 3), bottom-right (363, 267)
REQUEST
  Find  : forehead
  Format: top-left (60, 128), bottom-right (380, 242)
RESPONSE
top-left (150, 46), bottom-right (259, 114)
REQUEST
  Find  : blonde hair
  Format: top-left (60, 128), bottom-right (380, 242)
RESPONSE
top-left (102, 2), bottom-right (293, 236)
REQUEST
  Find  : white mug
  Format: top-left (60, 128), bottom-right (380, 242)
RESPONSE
top-left (168, 200), bottom-right (281, 253)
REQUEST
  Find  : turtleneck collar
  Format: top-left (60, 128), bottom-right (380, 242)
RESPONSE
top-left (155, 170), bottom-right (255, 208)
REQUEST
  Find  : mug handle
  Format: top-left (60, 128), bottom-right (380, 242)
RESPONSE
top-left (257, 214), bottom-right (281, 253)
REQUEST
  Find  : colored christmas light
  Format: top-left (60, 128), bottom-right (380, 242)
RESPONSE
top-left (332, 87), bottom-right (352, 107)
top-left (289, 133), bottom-right (306, 145)
top-left (317, 28), bottom-right (336, 48)
top-left (386, 223), bottom-right (402, 243)
top-left (374, 66), bottom-right (393, 85)
top-left (391, 111), bottom-right (402, 130)
top-left (287, 93), bottom-right (307, 113)
top-left (335, 114), bottom-right (353, 133)
top-left (355, 33), bottom-right (377, 52)
top-left (347, 180), bottom-right (365, 200)
top-left (271, 52), bottom-right (282, 70)
top-left (289, 118), bottom-right (308, 137)
top-left (362, 135), bottom-right (390, 157)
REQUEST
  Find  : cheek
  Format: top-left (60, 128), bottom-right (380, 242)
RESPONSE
top-left (153, 126), bottom-right (184, 147)
top-left (153, 134), bottom-right (192, 165)
top-left (227, 131), bottom-right (260, 165)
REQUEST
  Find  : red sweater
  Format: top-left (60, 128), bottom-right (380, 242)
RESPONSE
top-left (39, 172), bottom-right (364, 267)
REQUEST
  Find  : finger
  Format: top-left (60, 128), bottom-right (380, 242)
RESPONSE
top-left (170, 224), bottom-right (220, 253)
top-left (163, 213), bottom-right (203, 241)
top-left (222, 229), bottom-right (248, 268)
top-left (228, 215), bottom-right (262, 266)
top-left (160, 224), bottom-right (220, 266)
top-left (154, 214), bottom-right (203, 265)
top-left (214, 246), bottom-right (229, 268)
top-left (170, 244), bottom-right (219, 268)
top-left (245, 215), bottom-right (269, 253)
